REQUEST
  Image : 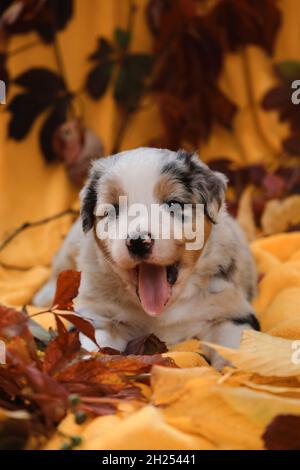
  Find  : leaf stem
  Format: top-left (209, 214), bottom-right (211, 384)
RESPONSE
top-left (112, 108), bottom-right (132, 154)
top-left (52, 32), bottom-right (78, 119)
top-left (53, 34), bottom-right (68, 89)
top-left (111, 0), bottom-right (137, 153)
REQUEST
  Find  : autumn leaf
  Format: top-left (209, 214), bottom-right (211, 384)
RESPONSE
top-left (7, 68), bottom-right (74, 162)
top-left (0, 0), bottom-right (74, 43)
top-left (206, 0), bottom-right (281, 55)
top-left (263, 415), bottom-right (300, 450)
top-left (208, 159), bottom-right (300, 231)
top-left (114, 54), bottom-right (152, 111)
top-left (262, 61), bottom-right (300, 156)
top-left (54, 312), bottom-right (98, 347)
top-left (124, 334), bottom-right (168, 355)
top-left (114, 28), bottom-right (131, 50)
top-left (86, 32), bottom-right (152, 112)
top-left (85, 60), bottom-right (114, 100)
top-left (148, 0), bottom-right (281, 148)
top-left (51, 270), bottom-right (98, 347)
top-left (0, 301), bottom-right (180, 448)
top-left (204, 330), bottom-right (300, 377)
top-left (43, 325), bottom-right (81, 376)
top-left (0, 408), bottom-right (30, 450)
top-left (0, 305), bottom-right (38, 362)
top-left (55, 353), bottom-right (175, 403)
top-left (52, 270), bottom-right (81, 311)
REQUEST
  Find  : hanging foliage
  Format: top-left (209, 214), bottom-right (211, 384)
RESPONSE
top-left (85, 31), bottom-right (152, 112)
top-left (0, 0), bottom-right (288, 185)
top-left (0, 0), bottom-right (74, 44)
top-left (146, 0), bottom-right (281, 148)
top-left (262, 60), bottom-right (300, 156)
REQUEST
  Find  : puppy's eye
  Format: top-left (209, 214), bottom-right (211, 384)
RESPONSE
top-left (104, 204), bottom-right (119, 218)
top-left (166, 200), bottom-right (185, 210)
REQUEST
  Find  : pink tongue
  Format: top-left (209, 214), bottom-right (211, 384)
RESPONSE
top-left (138, 264), bottom-right (170, 317)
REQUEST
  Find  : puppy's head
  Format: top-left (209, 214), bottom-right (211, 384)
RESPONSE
top-left (81, 148), bottom-right (227, 317)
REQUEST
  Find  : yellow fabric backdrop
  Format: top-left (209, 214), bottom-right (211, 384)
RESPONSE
top-left (0, 0), bottom-right (299, 306)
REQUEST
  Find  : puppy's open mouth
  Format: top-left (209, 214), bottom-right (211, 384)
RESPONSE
top-left (135, 263), bottom-right (179, 317)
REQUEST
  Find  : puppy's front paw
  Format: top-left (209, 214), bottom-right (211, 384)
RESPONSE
top-left (79, 330), bottom-right (127, 352)
top-left (33, 278), bottom-right (57, 307)
top-left (210, 352), bottom-right (231, 372)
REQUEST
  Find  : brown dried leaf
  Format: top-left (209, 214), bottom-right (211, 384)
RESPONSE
top-left (124, 334), bottom-right (168, 355)
top-left (52, 270), bottom-right (81, 310)
top-left (54, 312), bottom-right (98, 347)
top-left (43, 329), bottom-right (81, 376)
top-left (263, 415), bottom-right (300, 450)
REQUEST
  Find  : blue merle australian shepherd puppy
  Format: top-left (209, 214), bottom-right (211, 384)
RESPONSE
top-left (34, 148), bottom-right (259, 369)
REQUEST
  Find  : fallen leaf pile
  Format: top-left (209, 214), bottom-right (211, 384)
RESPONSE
top-left (0, 271), bottom-right (175, 450)
top-left (1, 270), bottom-right (300, 450)
top-left (208, 159), bottom-right (300, 240)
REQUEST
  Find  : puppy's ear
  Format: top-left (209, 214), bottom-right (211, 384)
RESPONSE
top-left (187, 152), bottom-right (228, 224)
top-left (80, 167), bottom-right (101, 233)
top-left (203, 169), bottom-right (227, 223)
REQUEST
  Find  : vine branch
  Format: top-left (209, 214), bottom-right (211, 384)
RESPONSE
top-left (0, 208), bottom-right (79, 253)
top-left (8, 39), bottom-right (41, 57)
top-left (112, 0), bottom-right (137, 154)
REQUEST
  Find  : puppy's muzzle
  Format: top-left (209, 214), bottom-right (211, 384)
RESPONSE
top-left (126, 233), bottom-right (154, 257)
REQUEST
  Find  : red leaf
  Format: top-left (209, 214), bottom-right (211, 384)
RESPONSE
top-left (262, 173), bottom-right (286, 199)
top-left (80, 401), bottom-right (117, 416)
top-left (54, 312), bottom-right (98, 347)
top-left (56, 354), bottom-right (175, 393)
top-left (54, 314), bottom-right (68, 340)
top-left (52, 270), bottom-right (81, 310)
top-left (0, 305), bottom-right (38, 363)
top-left (0, 355), bottom-right (69, 429)
top-left (263, 415), bottom-right (300, 450)
top-left (124, 334), bottom-right (168, 355)
top-left (43, 330), bottom-right (81, 376)
top-left (23, 365), bottom-right (69, 424)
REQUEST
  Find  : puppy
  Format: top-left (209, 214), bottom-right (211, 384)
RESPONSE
top-left (34, 148), bottom-right (259, 369)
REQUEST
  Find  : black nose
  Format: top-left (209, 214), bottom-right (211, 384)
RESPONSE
top-left (126, 233), bottom-right (154, 257)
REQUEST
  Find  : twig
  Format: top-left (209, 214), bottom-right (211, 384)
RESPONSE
top-left (0, 208), bottom-right (79, 253)
top-left (53, 34), bottom-right (68, 89)
top-left (0, 262), bottom-right (32, 271)
top-left (111, 0), bottom-right (137, 153)
top-left (127, 0), bottom-right (137, 33)
top-left (8, 39), bottom-right (41, 57)
top-left (112, 108), bottom-right (132, 154)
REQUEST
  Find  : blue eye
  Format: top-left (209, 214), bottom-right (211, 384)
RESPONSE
top-left (166, 200), bottom-right (185, 210)
top-left (104, 204), bottom-right (119, 218)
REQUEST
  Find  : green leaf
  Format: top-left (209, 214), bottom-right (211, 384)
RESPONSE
top-left (277, 61), bottom-right (300, 83)
top-left (39, 96), bottom-right (70, 162)
top-left (14, 68), bottom-right (66, 95)
top-left (85, 60), bottom-right (114, 100)
top-left (8, 93), bottom-right (52, 140)
top-left (114, 53), bottom-right (152, 109)
top-left (114, 28), bottom-right (131, 49)
top-left (88, 37), bottom-right (114, 62)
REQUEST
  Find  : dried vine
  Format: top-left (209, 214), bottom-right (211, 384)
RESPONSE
top-left (0, 208), bottom-right (79, 254)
